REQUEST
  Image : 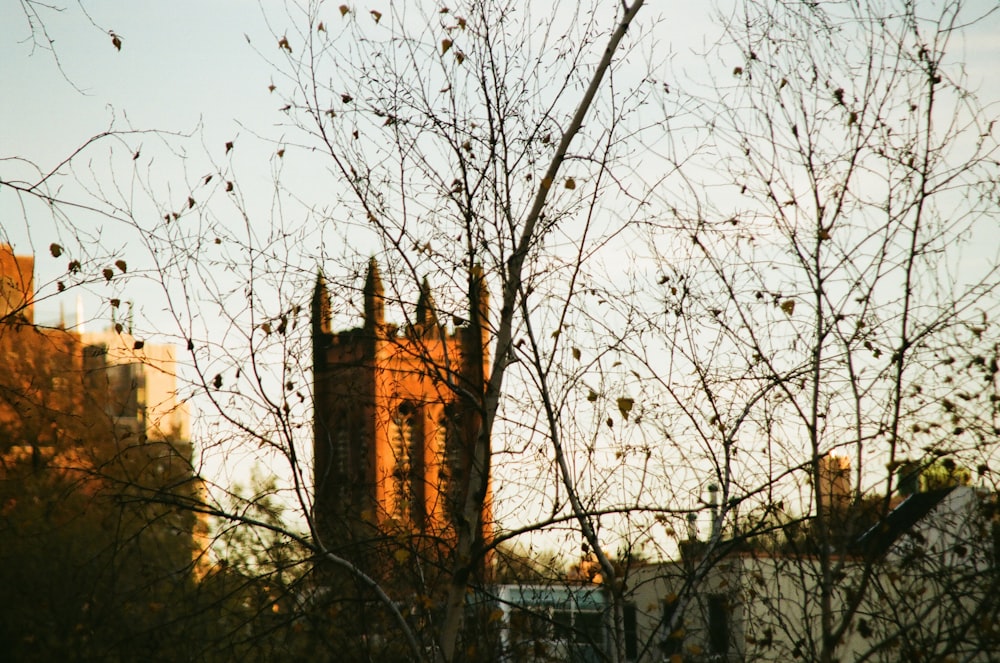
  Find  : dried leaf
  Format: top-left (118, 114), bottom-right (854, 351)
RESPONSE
top-left (133, 340), bottom-right (144, 350)
top-left (317, 21), bottom-right (325, 32)
top-left (102, 268), bottom-right (114, 282)
top-left (457, 16), bottom-right (466, 29)
top-left (278, 36), bottom-right (292, 53)
top-left (115, 259), bottom-right (127, 273)
top-left (225, 181), bottom-right (234, 192)
top-left (617, 397), bottom-right (634, 420)
top-left (57, 281), bottom-right (65, 292)
top-left (213, 374), bottom-right (223, 389)
top-left (441, 39), bottom-right (453, 55)
top-left (187, 196), bottom-right (196, 209)
top-left (109, 31), bottom-right (122, 51)
top-left (49, 243), bottom-right (62, 258)
top-left (572, 347), bottom-right (581, 360)
top-left (225, 140), bottom-right (234, 153)
top-left (564, 177), bottom-right (576, 190)
top-left (455, 51), bottom-right (465, 64)
top-left (370, 10), bottom-right (382, 23)
top-left (277, 148), bottom-right (285, 158)
top-left (110, 298), bottom-right (120, 308)
top-left (341, 93), bottom-right (353, 103)
top-left (203, 174), bottom-right (213, 184)
top-left (780, 299), bottom-right (795, 316)
top-left (339, 5), bottom-right (349, 16)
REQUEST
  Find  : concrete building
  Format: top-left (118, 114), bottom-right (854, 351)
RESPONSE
top-left (625, 483), bottom-right (999, 662)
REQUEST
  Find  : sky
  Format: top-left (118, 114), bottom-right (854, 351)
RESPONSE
top-left (2, 0), bottom-right (999, 556)
top-left (3, 0), bottom-right (998, 320)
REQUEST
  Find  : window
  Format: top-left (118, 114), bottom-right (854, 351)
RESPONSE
top-left (661, 596), bottom-right (683, 656)
top-left (707, 594), bottom-right (729, 656)
top-left (389, 401), bottom-right (423, 523)
top-left (624, 603), bottom-right (638, 661)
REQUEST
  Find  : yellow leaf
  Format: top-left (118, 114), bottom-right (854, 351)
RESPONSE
top-left (441, 39), bottom-right (453, 55)
top-left (394, 548), bottom-right (410, 563)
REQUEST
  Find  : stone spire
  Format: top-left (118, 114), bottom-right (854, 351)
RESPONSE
top-left (416, 276), bottom-right (439, 332)
top-left (363, 257), bottom-right (384, 332)
top-left (312, 271), bottom-right (332, 337)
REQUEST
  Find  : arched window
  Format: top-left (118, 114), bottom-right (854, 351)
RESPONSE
top-left (388, 401), bottom-right (422, 522)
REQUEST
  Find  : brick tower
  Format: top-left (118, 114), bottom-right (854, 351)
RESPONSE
top-left (312, 259), bottom-right (490, 574)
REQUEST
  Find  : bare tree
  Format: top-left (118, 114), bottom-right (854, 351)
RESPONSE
top-left (625, 0), bottom-right (1000, 661)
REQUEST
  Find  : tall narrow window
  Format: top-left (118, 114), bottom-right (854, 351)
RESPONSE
top-left (389, 401), bottom-right (423, 524)
top-left (707, 594), bottom-right (729, 656)
top-left (624, 603), bottom-right (638, 661)
top-left (661, 596), bottom-right (683, 656)
top-left (439, 403), bottom-right (463, 521)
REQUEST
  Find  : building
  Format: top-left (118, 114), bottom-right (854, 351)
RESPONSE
top-left (0, 244), bottom-right (88, 450)
top-left (0, 243), bottom-right (203, 571)
top-left (624, 481), bottom-right (999, 662)
top-left (311, 258), bottom-right (490, 573)
top-left (491, 584), bottom-right (612, 663)
top-left (81, 326), bottom-right (191, 444)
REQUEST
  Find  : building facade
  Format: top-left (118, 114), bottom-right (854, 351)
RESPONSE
top-left (311, 259), bottom-right (490, 572)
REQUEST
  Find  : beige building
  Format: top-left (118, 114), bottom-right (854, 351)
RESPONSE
top-left (81, 327), bottom-right (191, 444)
